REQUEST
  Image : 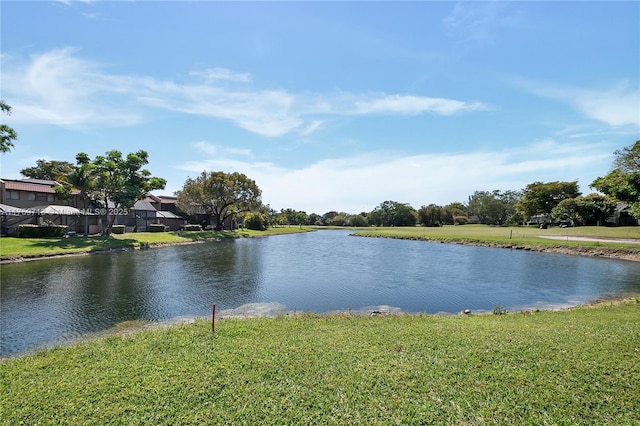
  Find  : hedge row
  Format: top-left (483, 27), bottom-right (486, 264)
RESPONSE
top-left (149, 224), bottom-right (167, 232)
top-left (18, 225), bottom-right (69, 238)
top-left (111, 225), bottom-right (126, 234)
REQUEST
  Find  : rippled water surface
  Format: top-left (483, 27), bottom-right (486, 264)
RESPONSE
top-left (2, 229), bottom-right (640, 356)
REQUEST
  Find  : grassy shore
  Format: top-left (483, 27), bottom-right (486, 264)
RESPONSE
top-left (2, 299), bottom-right (639, 424)
top-left (2, 224), bottom-right (639, 262)
top-left (0, 226), bottom-right (312, 261)
top-left (353, 225), bottom-right (640, 262)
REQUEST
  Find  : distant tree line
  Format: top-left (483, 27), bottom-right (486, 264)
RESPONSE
top-left (257, 141), bottom-right (639, 229)
top-left (16, 140), bottom-right (639, 232)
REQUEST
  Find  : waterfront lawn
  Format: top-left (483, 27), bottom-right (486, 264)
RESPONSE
top-left (2, 300), bottom-right (639, 424)
top-left (0, 227), bottom-right (313, 259)
top-left (354, 224), bottom-right (640, 249)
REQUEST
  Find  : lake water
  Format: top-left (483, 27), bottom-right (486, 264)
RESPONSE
top-left (2, 229), bottom-right (640, 357)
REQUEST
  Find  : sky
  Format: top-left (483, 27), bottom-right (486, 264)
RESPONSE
top-left (1, 1), bottom-right (639, 215)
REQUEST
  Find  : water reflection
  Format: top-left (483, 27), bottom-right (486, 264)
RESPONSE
top-left (2, 230), bottom-right (640, 357)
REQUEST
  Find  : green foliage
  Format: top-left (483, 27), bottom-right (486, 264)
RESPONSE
top-left (0, 100), bottom-right (17, 153)
top-left (20, 160), bottom-right (75, 181)
top-left (417, 204), bottom-right (443, 227)
top-left (111, 225), bottom-right (126, 234)
top-left (551, 194), bottom-right (617, 226)
top-left (517, 181), bottom-right (581, 221)
top-left (18, 224), bottom-right (68, 238)
top-left (467, 190), bottom-right (521, 225)
top-left (453, 215), bottom-right (468, 225)
top-left (149, 224), bottom-right (167, 233)
top-left (348, 214), bottom-right (368, 227)
top-left (369, 200), bottom-right (417, 226)
top-left (492, 304), bottom-right (507, 315)
top-left (592, 142), bottom-right (640, 217)
top-left (54, 150), bottom-right (166, 236)
top-left (176, 171), bottom-right (262, 231)
top-left (244, 212), bottom-right (268, 231)
top-left (183, 224), bottom-right (203, 231)
top-left (2, 302), bottom-right (639, 424)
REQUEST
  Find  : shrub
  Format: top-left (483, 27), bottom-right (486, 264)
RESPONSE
top-left (149, 224), bottom-right (167, 233)
top-left (348, 214), bottom-right (369, 227)
top-left (18, 224), bottom-right (69, 238)
top-left (111, 225), bottom-right (126, 234)
top-left (492, 304), bottom-right (507, 315)
top-left (183, 224), bottom-right (202, 231)
top-left (453, 216), bottom-right (468, 225)
top-left (244, 212), bottom-right (267, 231)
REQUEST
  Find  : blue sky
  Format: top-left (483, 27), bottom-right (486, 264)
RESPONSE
top-left (1, 1), bottom-right (638, 214)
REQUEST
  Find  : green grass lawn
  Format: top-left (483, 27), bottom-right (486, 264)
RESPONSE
top-left (354, 224), bottom-right (640, 249)
top-left (2, 300), bottom-right (639, 424)
top-left (2, 224), bottom-right (639, 261)
top-left (0, 226), bottom-right (313, 260)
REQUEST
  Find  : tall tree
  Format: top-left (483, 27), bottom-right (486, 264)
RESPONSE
top-left (516, 181), bottom-right (581, 222)
top-left (21, 160), bottom-right (75, 181)
top-left (175, 171), bottom-right (262, 231)
top-left (467, 190), bottom-right (521, 225)
top-left (551, 194), bottom-right (616, 226)
top-left (591, 141), bottom-right (640, 218)
top-left (57, 150), bottom-right (166, 236)
top-left (368, 201), bottom-right (417, 227)
top-left (1, 100), bottom-right (18, 153)
top-left (418, 204), bottom-right (445, 227)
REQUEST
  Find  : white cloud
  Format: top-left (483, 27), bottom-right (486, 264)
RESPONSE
top-left (1, 47), bottom-right (143, 126)
top-left (175, 140), bottom-right (610, 214)
top-left (519, 79), bottom-right (640, 127)
top-left (190, 68), bottom-right (252, 83)
top-left (443, 1), bottom-right (521, 43)
top-left (353, 94), bottom-right (487, 115)
top-left (1, 48), bottom-right (488, 137)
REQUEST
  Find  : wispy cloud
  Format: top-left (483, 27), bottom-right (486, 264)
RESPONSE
top-left (1, 48), bottom-right (488, 137)
top-left (1, 47), bottom-right (143, 127)
top-left (190, 68), bottom-right (252, 83)
top-left (443, 1), bottom-right (521, 43)
top-left (519, 79), bottom-right (640, 127)
top-left (353, 94), bottom-right (487, 115)
top-left (175, 140), bottom-right (610, 213)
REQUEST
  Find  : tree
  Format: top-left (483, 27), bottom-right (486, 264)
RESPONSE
top-left (1, 100), bottom-right (18, 153)
top-left (57, 150), bottom-right (166, 236)
top-left (551, 194), bottom-right (617, 226)
top-left (348, 214), bottom-right (368, 227)
top-left (368, 201), bottom-right (417, 227)
top-left (21, 160), bottom-right (75, 181)
top-left (466, 190), bottom-right (521, 225)
top-left (612, 141), bottom-right (640, 173)
top-left (551, 194), bottom-right (616, 225)
top-left (516, 181), bottom-right (581, 222)
top-left (176, 171), bottom-right (262, 231)
top-left (244, 212), bottom-right (268, 231)
top-left (442, 202), bottom-right (467, 225)
top-left (417, 204), bottom-right (443, 227)
top-left (591, 141), bottom-right (640, 218)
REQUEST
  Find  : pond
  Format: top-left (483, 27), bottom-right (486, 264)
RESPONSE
top-left (2, 229), bottom-right (640, 357)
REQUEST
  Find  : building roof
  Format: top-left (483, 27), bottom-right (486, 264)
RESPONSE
top-left (31, 205), bottom-right (82, 215)
top-left (3, 180), bottom-right (58, 193)
top-left (158, 195), bottom-right (177, 203)
top-left (0, 203), bottom-right (35, 215)
top-left (156, 211), bottom-right (183, 219)
top-left (1, 178), bottom-right (80, 195)
top-left (132, 199), bottom-right (157, 211)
